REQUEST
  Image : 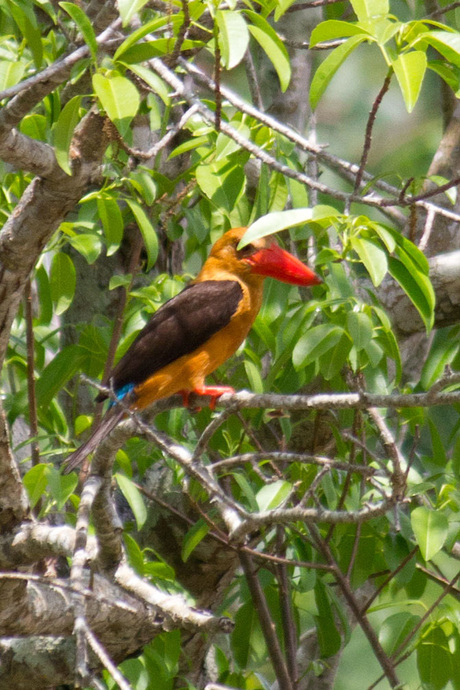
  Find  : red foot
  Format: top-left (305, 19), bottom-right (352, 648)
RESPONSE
top-left (180, 386), bottom-right (235, 411)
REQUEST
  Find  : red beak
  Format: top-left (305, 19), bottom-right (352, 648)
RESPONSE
top-left (244, 243), bottom-right (322, 286)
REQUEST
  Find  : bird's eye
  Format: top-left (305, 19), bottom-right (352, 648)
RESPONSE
top-left (237, 243), bottom-right (256, 258)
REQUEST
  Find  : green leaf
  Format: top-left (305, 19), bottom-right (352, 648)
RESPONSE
top-left (8, 1), bottom-right (42, 68)
top-left (117, 0), bottom-right (151, 26)
top-left (314, 580), bottom-right (342, 657)
top-left (196, 162), bottom-right (246, 211)
top-left (379, 612), bottom-right (420, 656)
top-left (115, 474), bottom-right (147, 530)
top-left (310, 20), bottom-right (369, 47)
top-left (411, 506), bottom-right (448, 561)
top-left (350, 235), bottom-right (388, 286)
top-left (23, 463), bottom-right (49, 509)
top-left (181, 519), bottom-right (211, 562)
top-left (215, 122), bottom-right (251, 160)
top-left (245, 11), bottom-right (291, 91)
top-left (0, 60), bottom-right (26, 90)
top-left (216, 10), bottom-right (249, 69)
top-left (388, 256), bottom-right (434, 331)
top-left (232, 600), bottom-right (258, 668)
top-left (414, 31), bottom-right (460, 68)
top-left (244, 360), bottom-right (264, 393)
top-left (68, 233), bottom-right (102, 264)
top-left (428, 60), bottom-right (460, 93)
top-left (350, 0), bottom-right (389, 22)
top-left (123, 532), bottom-right (145, 574)
top-left (36, 345), bottom-right (86, 408)
top-left (114, 16), bottom-right (172, 58)
top-left (97, 197), bottom-right (124, 255)
top-left (53, 95), bottom-right (82, 175)
top-left (126, 199), bottom-right (158, 270)
top-left (319, 331), bottom-right (352, 380)
top-left (394, 232), bottom-right (430, 273)
top-left (417, 627), bottom-right (453, 690)
top-left (274, 0), bottom-right (298, 20)
top-left (240, 206), bottom-right (339, 247)
top-left (60, 2), bottom-right (97, 59)
top-left (49, 252), bottom-right (76, 315)
top-left (92, 72), bottom-right (140, 136)
top-left (256, 480), bottom-right (292, 511)
top-left (310, 34), bottom-right (368, 109)
top-left (47, 467), bottom-right (79, 510)
top-left (124, 63), bottom-right (170, 105)
top-left (347, 311), bottom-right (373, 351)
top-left (293, 324), bottom-right (345, 369)
top-left (232, 472), bottom-right (258, 511)
top-left (392, 51), bottom-right (427, 113)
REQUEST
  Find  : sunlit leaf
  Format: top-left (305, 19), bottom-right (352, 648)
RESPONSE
top-left (23, 463), bottom-right (50, 509)
top-left (310, 20), bottom-right (369, 47)
top-left (347, 311), bottom-right (373, 351)
top-left (181, 519), bottom-right (211, 562)
top-left (293, 324), bottom-right (345, 369)
top-left (256, 480), bottom-right (292, 511)
top-left (0, 60), bottom-right (26, 90)
top-left (97, 197), bottom-right (124, 255)
top-left (417, 627), bottom-right (453, 690)
top-left (411, 506), bottom-right (448, 561)
top-left (350, 235), bottom-right (388, 286)
top-left (414, 30), bottom-right (460, 67)
top-left (116, 473), bottom-right (147, 530)
top-left (379, 612), bottom-right (421, 656)
top-left (388, 256), bottom-right (435, 331)
top-left (60, 2), bottom-right (97, 59)
top-left (350, 0), bottom-right (389, 22)
top-left (53, 95), bottom-right (82, 175)
top-left (310, 34), bottom-right (368, 109)
top-left (240, 206), bottom-right (339, 247)
top-left (49, 252), bottom-right (76, 315)
top-left (245, 11), bottom-right (291, 91)
top-left (392, 50), bottom-right (427, 113)
top-left (36, 345), bottom-right (86, 408)
top-left (315, 580), bottom-right (342, 657)
top-left (92, 72), bottom-right (140, 136)
top-left (117, 0), bottom-right (151, 26)
top-left (216, 10), bottom-right (249, 69)
top-left (126, 199), bottom-right (158, 270)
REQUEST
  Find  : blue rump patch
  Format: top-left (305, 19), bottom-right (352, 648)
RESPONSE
top-left (108, 383), bottom-right (135, 408)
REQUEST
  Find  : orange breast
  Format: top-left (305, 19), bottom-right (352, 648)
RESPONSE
top-left (132, 279), bottom-right (263, 410)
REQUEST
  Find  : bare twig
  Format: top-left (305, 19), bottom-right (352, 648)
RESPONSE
top-left (309, 524), bottom-right (401, 688)
top-left (24, 279), bottom-right (40, 468)
top-left (354, 69), bottom-right (393, 195)
top-left (239, 549), bottom-right (294, 690)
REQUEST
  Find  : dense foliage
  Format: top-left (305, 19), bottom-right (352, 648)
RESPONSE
top-left (1, 0), bottom-right (460, 688)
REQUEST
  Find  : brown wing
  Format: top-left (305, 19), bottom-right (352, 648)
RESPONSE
top-left (97, 280), bottom-right (243, 401)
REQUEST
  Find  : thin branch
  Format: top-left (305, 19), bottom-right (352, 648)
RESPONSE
top-left (354, 69), bottom-right (393, 194)
top-left (70, 475), bottom-right (103, 683)
top-left (360, 547), bottom-right (419, 614)
top-left (0, 19), bottom-right (122, 102)
top-left (24, 279), bottom-right (40, 467)
top-left (210, 450), bottom-right (378, 475)
top-left (239, 549), bottom-right (294, 690)
top-left (392, 568), bottom-right (460, 661)
top-left (276, 527), bottom-right (298, 686)
top-left (84, 625), bottom-right (132, 690)
top-left (309, 524), bottom-right (401, 688)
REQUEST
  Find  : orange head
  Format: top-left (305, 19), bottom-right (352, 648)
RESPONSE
top-left (197, 227), bottom-right (321, 287)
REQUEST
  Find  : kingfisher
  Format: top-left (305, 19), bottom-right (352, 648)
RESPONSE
top-left (63, 227), bottom-right (321, 473)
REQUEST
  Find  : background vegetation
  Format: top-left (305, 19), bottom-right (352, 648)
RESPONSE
top-left (1, 0), bottom-right (460, 688)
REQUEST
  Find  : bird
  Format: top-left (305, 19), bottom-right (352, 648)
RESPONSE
top-left (62, 227), bottom-right (321, 474)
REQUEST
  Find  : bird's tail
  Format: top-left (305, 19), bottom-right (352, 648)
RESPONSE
top-left (62, 407), bottom-right (125, 475)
